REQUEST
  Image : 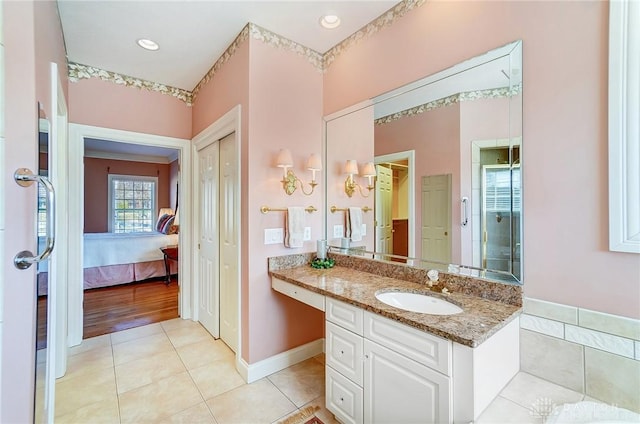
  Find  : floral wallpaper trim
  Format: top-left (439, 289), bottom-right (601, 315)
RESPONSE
top-left (68, 0), bottom-right (429, 105)
top-left (374, 84), bottom-right (522, 125)
top-left (191, 23), bottom-right (324, 102)
top-left (68, 62), bottom-right (193, 105)
top-left (322, 0), bottom-right (427, 69)
top-left (191, 24), bottom-right (250, 102)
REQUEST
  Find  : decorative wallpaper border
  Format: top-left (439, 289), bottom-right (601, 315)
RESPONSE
top-left (68, 62), bottom-right (193, 105)
top-left (191, 23), bottom-right (324, 102)
top-left (191, 24), bottom-right (250, 102)
top-left (68, 0), bottom-right (427, 105)
top-left (374, 84), bottom-right (523, 125)
top-left (322, 0), bottom-right (426, 69)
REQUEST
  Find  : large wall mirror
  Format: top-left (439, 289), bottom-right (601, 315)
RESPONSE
top-left (324, 40), bottom-right (523, 284)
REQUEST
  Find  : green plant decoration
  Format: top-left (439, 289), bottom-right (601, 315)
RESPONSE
top-left (310, 257), bottom-right (335, 269)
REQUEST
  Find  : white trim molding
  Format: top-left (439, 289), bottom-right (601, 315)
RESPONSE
top-left (237, 339), bottom-right (324, 383)
top-left (609, 0), bottom-right (640, 253)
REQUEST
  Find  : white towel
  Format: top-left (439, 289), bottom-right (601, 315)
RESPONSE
top-left (284, 207), bottom-right (305, 248)
top-left (347, 207), bottom-right (363, 242)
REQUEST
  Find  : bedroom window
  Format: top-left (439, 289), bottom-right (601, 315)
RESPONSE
top-left (108, 174), bottom-right (158, 233)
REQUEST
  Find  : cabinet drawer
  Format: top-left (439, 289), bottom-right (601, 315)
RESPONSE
top-left (326, 366), bottom-right (363, 424)
top-left (326, 321), bottom-right (363, 386)
top-left (326, 297), bottom-right (363, 334)
top-left (272, 278), bottom-right (325, 311)
top-left (364, 311), bottom-right (451, 376)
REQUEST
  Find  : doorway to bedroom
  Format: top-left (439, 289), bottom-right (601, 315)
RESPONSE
top-left (65, 124), bottom-right (193, 353)
top-left (80, 138), bottom-right (182, 337)
top-left (37, 137), bottom-right (184, 347)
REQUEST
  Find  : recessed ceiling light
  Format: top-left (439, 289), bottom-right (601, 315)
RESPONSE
top-left (137, 38), bottom-right (159, 51)
top-left (320, 14), bottom-right (341, 29)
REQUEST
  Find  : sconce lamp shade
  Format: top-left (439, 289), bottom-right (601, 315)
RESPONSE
top-left (276, 148), bottom-right (294, 168)
top-left (362, 162), bottom-right (376, 177)
top-left (344, 159), bottom-right (359, 175)
top-left (307, 153), bottom-right (322, 171)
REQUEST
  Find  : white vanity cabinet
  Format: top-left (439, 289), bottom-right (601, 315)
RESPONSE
top-left (326, 298), bottom-right (451, 424)
top-left (271, 278), bottom-right (520, 424)
top-left (325, 297), bottom-right (520, 424)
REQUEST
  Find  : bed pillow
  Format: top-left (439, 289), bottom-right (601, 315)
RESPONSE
top-left (156, 213), bottom-right (173, 232)
top-left (160, 215), bottom-right (175, 234)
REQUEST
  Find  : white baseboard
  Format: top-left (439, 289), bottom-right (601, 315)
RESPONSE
top-left (237, 338), bottom-right (324, 383)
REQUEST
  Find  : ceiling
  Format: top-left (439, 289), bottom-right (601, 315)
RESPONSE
top-left (57, 0), bottom-right (400, 91)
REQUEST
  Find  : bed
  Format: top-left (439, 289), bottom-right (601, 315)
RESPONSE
top-left (37, 232), bottom-right (178, 296)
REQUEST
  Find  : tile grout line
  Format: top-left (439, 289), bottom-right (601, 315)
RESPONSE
top-left (267, 375), bottom-right (303, 422)
top-left (162, 319), bottom-right (227, 422)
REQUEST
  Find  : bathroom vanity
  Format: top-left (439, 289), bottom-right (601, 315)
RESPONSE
top-left (269, 255), bottom-right (521, 424)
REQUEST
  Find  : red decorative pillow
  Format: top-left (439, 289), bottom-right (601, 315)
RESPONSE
top-left (156, 214), bottom-right (173, 232)
top-left (160, 215), bottom-right (175, 234)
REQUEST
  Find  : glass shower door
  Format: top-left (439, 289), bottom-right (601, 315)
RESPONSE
top-left (482, 164), bottom-right (521, 278)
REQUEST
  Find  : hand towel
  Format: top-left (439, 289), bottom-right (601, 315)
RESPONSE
top-left (347, 207), bottom-right (363, 242)
top-left (284, 207), bottom-right (305, 248)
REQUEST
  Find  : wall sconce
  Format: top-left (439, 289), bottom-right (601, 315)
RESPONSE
top-left (276, 148), bottom-right (322, 196)
top-left (344, 160), bottom-right (376, 197)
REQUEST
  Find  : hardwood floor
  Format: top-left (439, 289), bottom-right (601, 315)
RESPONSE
top-left (37, 277), bottom-right (179, 349)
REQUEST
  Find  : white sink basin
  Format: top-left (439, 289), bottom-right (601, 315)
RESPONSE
top-left (375, 291), bottom-right (463, 315)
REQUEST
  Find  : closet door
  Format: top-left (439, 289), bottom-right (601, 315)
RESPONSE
top-left (197, 140), bottom-right (220, 337)
top-left (219, 133), bottom-right (238, 352)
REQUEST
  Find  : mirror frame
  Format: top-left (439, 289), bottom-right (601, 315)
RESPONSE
top-left (323, 40), bottom-right (523, 285)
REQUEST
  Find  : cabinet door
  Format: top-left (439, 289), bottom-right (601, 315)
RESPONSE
top-left (364, 340), bottom-right (451, 424)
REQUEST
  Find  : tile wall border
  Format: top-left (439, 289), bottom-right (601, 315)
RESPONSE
top-left (522, 297), bottom-right (640, 361)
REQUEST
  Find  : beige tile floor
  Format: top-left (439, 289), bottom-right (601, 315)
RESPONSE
top-left (37, 319), bottom-right (601, 423)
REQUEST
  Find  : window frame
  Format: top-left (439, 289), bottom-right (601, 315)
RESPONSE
top-left (107, 174), bottom-right (158, 234)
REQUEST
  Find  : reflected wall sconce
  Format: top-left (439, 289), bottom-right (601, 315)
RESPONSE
top-left (276, 148), bottom-right (322, 196)
top-left (344, 160), bottom-right (376, 198)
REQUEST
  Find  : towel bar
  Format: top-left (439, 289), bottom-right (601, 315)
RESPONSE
top-left (330, 206), bottom-right (372, 213)
top-left (260, 206), bottom-right (317, 214)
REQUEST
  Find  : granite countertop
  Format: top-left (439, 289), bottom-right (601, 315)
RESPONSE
top-left (270, 265), bottom-right (522, 348)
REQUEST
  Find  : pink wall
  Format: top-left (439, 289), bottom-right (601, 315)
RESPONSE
top-left (191, 40), bottom-right (251, 361)
top-left (2, 1), bottom-right (68, 421)
top-left (246, 40), bottom-right (324, 362)
top-left (375, 104), bottom-right (461, 263)
top-left (324, 1), bottom-right (640, 319)
top-left (69, 77), bottom-right (192, 139)
top-left (83, 158), bottom-right (171, 233)
top-left (193, 38), bottom-right (325, 363)
top-left (325, 104), bottom-right (375, 251)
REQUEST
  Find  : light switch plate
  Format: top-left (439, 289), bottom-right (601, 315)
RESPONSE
top-left (303, 227), bottom-right (311, 241)
top-left (264, 228), bottom-right (284, 245)
top-left (333, 224), bottom-right (344, 238)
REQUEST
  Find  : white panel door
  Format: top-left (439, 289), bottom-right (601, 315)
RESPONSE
top-left (375, 165), bottom-right (393, 254)
top-left (197, 141), bottom-right (220, 337)
top-left (364, 340), bottom-right (451, 424)
top-left (219, 133), bottom-right (238, 352)
top-left (421, 174), bottom-right (452, 264)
